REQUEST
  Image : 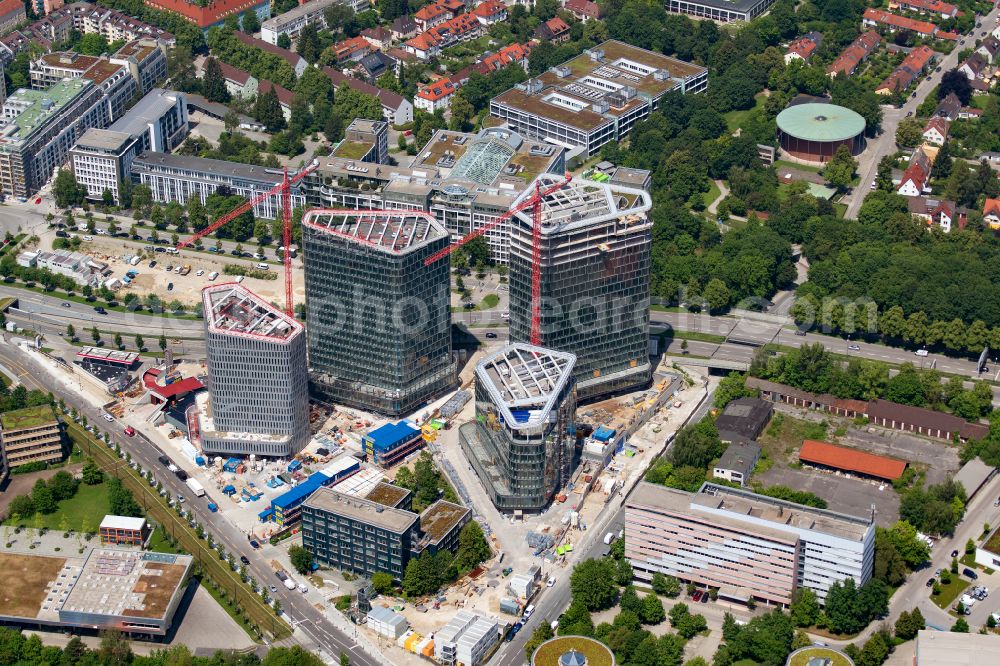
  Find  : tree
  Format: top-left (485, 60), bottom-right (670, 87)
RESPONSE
top-left (371, 571), bottom-right (393, 595)
top-left (620, 585), bottom-right (642, 615)
top-left (277, 33), bottom-right (291, 49)
top-left (53, 169), bottom-right (86, 209)
top-left (558, 597), bottom-right (594, 636)
top-left (789, 588), bottom-right (819, 627)
top-left (91, 326), bottom-right (101, 344)
top-left (202, 57), bottom-right (231, 104)
top-left (47, 471), bottom-right (77, 501)
top-left (703, 278), bottom-right (731, 312)
top-left (455, 521), bottom-right (491, 571)
top-left (134, 334), bottom-right (144, 351)
top-left (98, 630), bottom-right (132, 666)
top-left (524, 622), bottom-right (553, 660)
top-left (887, 520), bottom-right (930, 567)
top-left (449, 94), bottom-right (474, 131)
top-left (240, 9), bottom-right (260, 33)
top-left (952, 617), bottom-right (970, 633)
top-left (114, 333), bottom-right (122, 349)
top-left (8, 494), bottom-right (34, 518)
top-left (615, 557), bottom-right (632, 586)
top-left (824, 145), bottom-right (857, 190)
top-left (66, 324), bottom-right (76, 340)
top-left (895, 118), bottom-right (924, 148)
top-left (569, 559), bottom-right (618, 611)
top-left (255, 86), bottom-right (286, 132)
top-left (895, 608), bottom-right (925, 640)
top-left (81, 460), bottom-right (104, 485)
top-left (714, 372), bottom-right (756, 408)
top-left (640, 592), bottom-right (665, 625)
top-left (651, 572), bottom-right (680, 598)
top-left (289, 545), bottom-right (314, 574)
top-left (159, 334), bottom-right (167, 352)
top-left (32, 478), bottom-right (57, 514)
top-left (940, 69), bottom-right (973, 105)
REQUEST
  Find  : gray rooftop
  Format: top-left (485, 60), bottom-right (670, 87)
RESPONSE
top-left (301, 209), bottom-right (448, 254)
top-left (476, 344), bottom-right (576, 429)
top-left (303, 486), bottom-right (419, 534)
top-left (715, 440), bottom-right (761, 477)
top-left (132, 151), bottom-right (310, 185)
top-left (73, 128), bottom-right (135, 152)
top-left (108, 89), bottom-right (183, 138)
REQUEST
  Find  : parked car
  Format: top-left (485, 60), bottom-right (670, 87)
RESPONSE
top-left (93, 306), bottom-right (107, 314)
top-left (61, 302), bottom-right (71, 308)
top-left (848, 344), bottom-right (861, 351)
top-left (249, 539), bottom-right (260, 549)
top-left (486, 332), bottom-right (497, 339)
top-left (240, 555), bottom-right (250, 565)
top-left (927, 577), bottom-right (935, 587)
top-left (964, 567), bottom-right (979, 580)
top-left (124, 426), bottom-right (135, 436)
top-left (692, 590), bottom-right (702, 602)
top-left (952, 550), bottom-right (960, 558)
top-left (102, 413), bottom-right (114, 422)
top-left (916, 348), bottom-right (929, 357)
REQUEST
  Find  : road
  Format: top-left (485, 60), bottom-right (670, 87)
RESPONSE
top-left (0, 339), bottom-right (380, 666)
top-left (843, 6), bottom-right (1000, 219)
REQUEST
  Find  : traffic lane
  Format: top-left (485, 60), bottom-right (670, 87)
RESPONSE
top-left (0, 344), bottom-right (375, 664)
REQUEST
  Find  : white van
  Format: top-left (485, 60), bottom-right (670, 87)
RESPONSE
top-left (208, 271), bottom-right (219, 280)
top-left (523, 604), bottom-right (534, 619)
top-left (915, 349), bottom-right (929, 357)
top-left (255, 263), bottom-right (269, 270)
top-left (298, 582), bottom-right (308, 593)
top-left (166, 247), bottom-right (179, 255)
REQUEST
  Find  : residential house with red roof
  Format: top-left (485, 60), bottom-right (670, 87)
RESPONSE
top-left (564, 0), bottom-right (602, 21)
top-left (0, 0), bottom-right (26, 34)
top-left (233, 31), bottom-right (307, 77)
top-left (907, 196), bottom-right (964, 232)
top-left (984, 198), bottom-right (1000, 229)
top-left (862, 8), bottom-right (940, 37)
top-left (784, 32), bottom-right (822, 64)
top-left (471, 0), bottom-right (507, 24)
top-left (875, 44), bottom-right (934, 94)
top-left (360, 26), bottom-right (393, 50)
top-left (827, 30), bottom-right (881, 78)
top-left (535, 16), bottom-right (570, 43)
top-left (897, 146), bottom-right (931, 196)
top-left (415, 79), bottom-right (456, 112)
top-left (478, 42), bottom-right (531, 74)
top-left (216, 60), bottom-right (258, 99)
top-left (331, 35), bottom-right (372, 63)
top-left (405, 12), bottom-right (483, 60)
top-left (414, 2), bottom-right (450, 30)
top-left (922, 116), bottom-right (949, 145)
top-left (893, 0), bottom-right (957, 19)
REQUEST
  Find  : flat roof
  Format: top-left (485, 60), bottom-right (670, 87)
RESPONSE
top-left (37, 52), bottom-right (100, 72)
top-left (954, 458), bottom-right (995, 498)
top-left (1, 404), bottom-right (56, 430)
top-left (111, 39), bottom-right (159, 62)
top-left (715, 440), bottom-right (761, 476)
top-left (203, 282), bottom-right (303, 343)
top-left (77, 346), bottom-right (139, 366)
top-left (108, 89), bottom-right (181, 136)
top-left (304, 486), bottom-right (419, 534)
top-left (419, 499), bottom-right (469, 544)
top-left (1, 80), bottom-right (93, 142)
top-left (301, 209), bottom-right (448, 254)
top-left (365, 482), bottom-right (410, 508)
top-left (73, 128), bottom-right (135, 152)
top-left (532, 636), bottom-right (614, 666)
top-left (512, 173), bottom-right (651, 234)
top-left (261, 0), bottom-right (339, 27)
top-left (476, 344), bottom-right (576, 428)
top-left (132, 152), bottom-right (309, 185)
top-left (61, 549), bottom-right (191, 621)
top-left (776, 103), bottom-right (866, 142)
top-left (99, 515), bottom-right (147, 531)
top-left (915, 630), bottom-right (1000, 665)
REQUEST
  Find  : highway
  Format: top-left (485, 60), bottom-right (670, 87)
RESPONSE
top-left (0, 339), bottom-right (380, 666)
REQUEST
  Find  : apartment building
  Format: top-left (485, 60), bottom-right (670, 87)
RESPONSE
top-left (0, 0), bottom-right (26, 34)
top-left (29, 52), bottom-right (137, 123)
top-left (110, 40), bottom-right (168, 94)
top-left (490, 40), bottom-right (707, 158)
top-left (142, 0), bottom-right (269, 32)
top-left (69, 128), bottom-right (139, 202)
top-left (0, 405), bottom-right (63, 469)
top-left (0, 79), bottom-right (108, 198)
top-left (302, 127), bottom-right (565, 264)
top-left (332, 118), bottom-right (388, 164)
top-left (260, 0), bottom-right (368, 45)
top-left (301, 209), bottom-right (455, 416)
top-left (459, 344), bottom-right (577, 513)
top-left (200, 283), bottom-right (310, 458)
top-left (625, 482), bottom-right (876, 605)
top-left (130, 152), bottom-right (306, 219)
top-left (508, 173), bottom-right (652, 401)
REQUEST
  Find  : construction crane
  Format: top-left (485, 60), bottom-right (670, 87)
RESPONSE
top-left (423, 173), bottom-right (572, 345)
top-left (176, 161), bottom-right (318, 317)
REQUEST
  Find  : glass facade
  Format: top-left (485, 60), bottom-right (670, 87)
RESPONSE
top-left (302, 211), bottom-right (456, 416)
top-left (508, 178), bottom-right (653, 401)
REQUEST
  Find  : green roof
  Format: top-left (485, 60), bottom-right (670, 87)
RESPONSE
top-left (788, 646), bottom-right (854, 666)
top-left (776, 103), bottom-right (866, 143)
top-left (532, 637), bottom-right (615, 666)
top-left (1, 405), bottom-right (57, 431)
top-left (3, 80), bottom-right (92, 141)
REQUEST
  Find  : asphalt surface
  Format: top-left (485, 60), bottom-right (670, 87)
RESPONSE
top-left (0, 339), bottom-right (379, 666)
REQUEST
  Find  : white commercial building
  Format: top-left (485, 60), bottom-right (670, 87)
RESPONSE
top-left (366, 606), bottom-right (408, 639)
top-left (434, 610), bottom-right (500, 666)
top-left (69, 128), bottom-right (139, 203)
top-left (260, 0), bottom-right (368, 45)
top-left (626, 482), bottom-right (875, 605)
top-left (915, 629), bottom-right (1000, 665)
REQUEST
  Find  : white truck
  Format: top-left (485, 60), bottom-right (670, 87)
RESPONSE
top-left (603, 532), bottom-right (615, 545)
top-left (186, 477), bottom-right (206, 497)
top-left (283, 577), bottom-right (296, 591)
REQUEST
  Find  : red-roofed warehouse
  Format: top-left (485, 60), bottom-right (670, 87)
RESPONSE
top-left (799, 439), bottom-right (907, 481)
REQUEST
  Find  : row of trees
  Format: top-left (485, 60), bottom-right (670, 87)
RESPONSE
top-left (7, 470), bottom-right (82, 519)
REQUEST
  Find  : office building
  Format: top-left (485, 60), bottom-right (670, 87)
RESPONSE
top-left (0, 405), bottom-right (63, 469)
top-left (625, 482), bottom-right (876, 605)
top-left (18, 248), bottom-right (106, 285)
top-left (362, 421), bottom-right (424, 467)
top-left (435, 611), bottom-right (500, 666)
top-left (98, 515), bottom-right (150, 546)
top-left (302, 127), bottom-right (565, 264)
top-left (490, 41), bottom-right (707, 158)
top-left (507, 173), bottom-right (652, 401)
top-left (665, 0), bottom-right (777, 22)
top-left (200, 283), bottom-right (310, 457)
top-left (301, 487), bottom-right (469, 579)
top-left (108, 88), bottom-right (188, 153)
top-left (301, 209), bottom-right (455, 416)
top-left (459, 344), bottom-right (577, 513)
top-left (69, 128), bottom-right (139, 203)
top-left (260, 0), bottom-right (368, 45)
top-left (333, 118), bottom-right (389, 164)
top-left (130, 152), bottom-right (306, 219)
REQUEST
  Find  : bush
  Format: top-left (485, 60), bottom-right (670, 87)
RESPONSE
top-left (223, 264), bottom-right (277, 280)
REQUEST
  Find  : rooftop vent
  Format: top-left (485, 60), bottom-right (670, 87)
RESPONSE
top-left (551, 65), bottom-right (571, 78)
top-left (653, 69), bottom-right (670, 80)
top-left (587, 48), bottom-right (604, 61)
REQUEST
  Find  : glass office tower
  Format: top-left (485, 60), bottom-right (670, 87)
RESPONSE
top-left (302, 209), bottom-right (456, 416)
top-left (459, 343), bottom-right (577, 512)
top-left (508, 174), bottom-right (653, 401)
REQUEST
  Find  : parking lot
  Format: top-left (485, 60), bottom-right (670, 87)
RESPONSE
top-left (840, 427), bottom-right (960, 487)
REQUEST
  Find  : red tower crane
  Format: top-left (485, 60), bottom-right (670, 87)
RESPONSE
top-left (423, 173), bottom-right (572, 346)
top-left (176, 162), bottom-right (318, 318)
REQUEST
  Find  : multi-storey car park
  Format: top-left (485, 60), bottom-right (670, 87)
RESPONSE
top-left (625, 482), bottom-right (876, 606)
top-left (301, 209), bottom-right (456, 416)
top-left (303, 127), bottom-right (565, 264)
top-left (199, 283), bottom-right (310, 457)
top-left (508, 173), bottom-right (653, 401)
top-left (489, 40), bottom-right (707, 158)
top-left (459, 344), bottom-right (577, 513)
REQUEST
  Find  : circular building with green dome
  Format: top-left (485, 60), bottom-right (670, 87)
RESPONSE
top-left (532, 636), bottom-right (615, 666)
top-left (776, 102), bottom-right (866, 163)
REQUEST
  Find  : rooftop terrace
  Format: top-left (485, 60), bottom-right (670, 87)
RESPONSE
top-left (1, 404), bottom-right (56, 430)
top-left (1, 79), bottom-right (93, 141)
top-left (365, 482), bottom-right (411, 508)
top-left (203, 283), bottom-right (303, 342)
top-left (301, 209), bottom-right (448, 254)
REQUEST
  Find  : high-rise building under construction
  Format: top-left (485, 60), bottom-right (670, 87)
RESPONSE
top-left (200, 283), bottom-right (310, 457)
top-left (459, 343), bottom-right (577, 512)
top-left (302, 209), bottom-right (456, 416)
top-left (508, 174), bottom-right (653, 401)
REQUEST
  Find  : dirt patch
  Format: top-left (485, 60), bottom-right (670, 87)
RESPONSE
top-left (757, 412), bottom-right (830, 465)
top-left (123, 561), bottom-right (187, 619)
top-left (0, 552), bottom-right (66, 617)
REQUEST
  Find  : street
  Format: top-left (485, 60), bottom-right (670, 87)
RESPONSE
top-left (0, 338), bottom-right (382, 666)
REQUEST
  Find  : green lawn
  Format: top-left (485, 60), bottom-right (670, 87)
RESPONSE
top-left (702, 180), bottom-right (722, 209)
top-left (4, 481), bottom-right (111, 531)
top-left (671, 330), bottom-right (727, 343)
top-left (147, 526), bottom-right (182, 554)
top-left (0, 405), bottom-right (55, 430)
top-left (774, 159), bottom-right (823, 174)
top-left (480, 293), bottom-right (499, 309)
top-left (832, 202), bottom-right (848, 218)
top-left (724, 93), bottom-right (766, 133)
top-left (932, 576), bottom-right (969, 610)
